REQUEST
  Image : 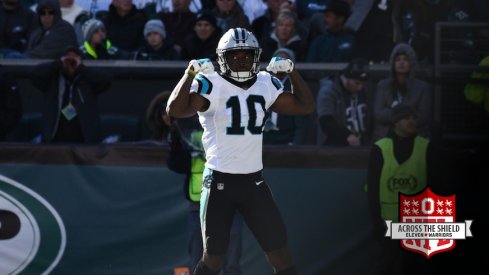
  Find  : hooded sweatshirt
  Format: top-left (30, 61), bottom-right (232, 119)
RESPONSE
top-left (372, 43), bottom-right (432, 142)
top-left (25, 0), bottom-right (78, 59)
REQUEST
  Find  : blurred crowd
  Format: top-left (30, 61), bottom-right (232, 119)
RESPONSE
top-left (2, 0), bottom-right (487, 62)
top-left (0, 0), bottom-right (488, 145)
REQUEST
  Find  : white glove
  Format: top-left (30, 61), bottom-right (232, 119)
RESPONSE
top-left (189, 58), bottom-right (215, 75)
top-left (266, 56), bottom-right (294, 74)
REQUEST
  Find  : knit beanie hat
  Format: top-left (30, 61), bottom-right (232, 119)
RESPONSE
top-left (82, 19), bottom-right (105, 41)
top-left (144, 19), bottom-right (166, 40)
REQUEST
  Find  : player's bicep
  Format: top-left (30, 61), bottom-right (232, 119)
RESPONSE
top-left (189, 93), bottom-right (210, 113)
top-left (269, 92), bottom-right (298, 115)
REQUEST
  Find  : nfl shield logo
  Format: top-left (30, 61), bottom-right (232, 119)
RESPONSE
top-left (217, 183), bottom-right (224, 190)
top-left (400, 187), bottom-right (456, 258)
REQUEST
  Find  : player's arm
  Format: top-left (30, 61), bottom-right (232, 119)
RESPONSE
top-left (267, 58), bottom-right (315, 115)
top-left (166, 59), bottom-right (213, 118)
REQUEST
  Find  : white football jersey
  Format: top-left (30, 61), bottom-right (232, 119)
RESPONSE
top-left (190, 72), bottom-right (284, 174)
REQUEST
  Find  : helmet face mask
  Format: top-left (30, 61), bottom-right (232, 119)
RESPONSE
top-left (224, 49), bottom-right (255, 72)
top-left (216, 28), bottom-right (262, 82)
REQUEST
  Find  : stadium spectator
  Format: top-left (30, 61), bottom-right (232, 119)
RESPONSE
top-left (344, 0), bottom-right (402, 64)
top-left (295, 0), bottom-right (328, 22)
top-left (400, 0), bottom-right (453, 64)
top-left (367, 103), bottom-right (435, 275)
top-left (80, 18), bottom-right (123, 60)
top-left (180, 11), bottom-right (221, 61)
top-left (0, 65), bottom-right (22, 141)
top-left (238, 0), bottom-right (267, 23)
top-left (464, 54), bottom-right (489, 115)
top-left (0, 0), bottom-right (38, 56)
top-left (306, 0), bottom-right (354, 63)
top-left (251, 0), bottom-right (292, 44)
top-left (210, 0), bottom-right (250, 34)
top-left (372, 43), bottom-right (432, 142)
top-left (316, 58), bottom-right (373, 146)
top-left (59, 0), bottom-right (90, 45)
top-left (260, 11), bottom-right (306, 62)
top-left (158, 0), bottom-right (202, 13)
top-left (203, 0), bottom-right (267, 22)
top-left (146, 90), bottom-right (172, 143)
top-left (101, 0), bottom-right (147, 52)
top-left (157, 0), bottom-right (197, 56)
top-left (303, 0), bottom-right (326, 43)
top-left (24, 0), bottom-right (78, 59)
top-left (29, 46), bottom-right (112, 143)
top-left (135, 19), bottom-right (179, 60)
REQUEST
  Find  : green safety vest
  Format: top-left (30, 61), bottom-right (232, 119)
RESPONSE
top-left (464, 55), bottom-right (489, 114)
top-left (188, 130), bottom-right (205, 202)
top-left (83, 40), bottom-right (112, 59)
top-left (376, 136), bottom-right (429, 221)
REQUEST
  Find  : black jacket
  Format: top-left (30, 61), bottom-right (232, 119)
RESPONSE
top-left (157, 11), bottom-right (196, 48)
top-left (29, 60), bottom-right (112, 143)
top-left (180, 30), bottom-right (221, 61)
top-left (0, 2), bottom-right (38, 52)
top-left (135, 40), bottom-right (179, 61)
top-left (102, 4), bottom-right (147, 52)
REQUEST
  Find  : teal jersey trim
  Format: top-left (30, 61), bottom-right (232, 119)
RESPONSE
top-left (196, 75), bottom-right (213, 95)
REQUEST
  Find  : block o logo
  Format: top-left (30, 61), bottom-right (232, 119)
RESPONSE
top-left (0, 174), bottom-right (66, 274)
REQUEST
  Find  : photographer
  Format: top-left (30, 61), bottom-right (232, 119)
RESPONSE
top-left (29, 46), bottom-right (112, 143)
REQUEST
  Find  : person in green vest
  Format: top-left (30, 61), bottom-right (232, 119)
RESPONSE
top-left (464, 54), bottom-right (489, 115)
top-left (167, 117), bottom-right (243, 275)
top-left (79, 18), bottom-right (122, 60)
top-left (367, 103), bottom-right (436, 275)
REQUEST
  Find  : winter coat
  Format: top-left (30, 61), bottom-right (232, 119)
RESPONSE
top-left (29, 60), bottom-right (112, 143)
top-left (372, 43), bottom-right (432, 142)
top-left (316, 74), bottom-right (373, 146)
top-left (0, 3), bottom-right (38, 52)
top-left (102, 4), bottom-right (147, 51)
top-left (25, 0), bottom-right (77, 59)
top-left (180, 30), bottom-right (221, 61)
top-left (211, 2), bottom-right (250, 33)
top-left (157, 11), bottom-right (196, 48)
top-left (134, 40), bottom-right (179, 61)
top-left (260, 32), bottom-right (306, 62)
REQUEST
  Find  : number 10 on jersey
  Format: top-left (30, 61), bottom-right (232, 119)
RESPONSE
top-left (226, 95), bottom-right (267, 135)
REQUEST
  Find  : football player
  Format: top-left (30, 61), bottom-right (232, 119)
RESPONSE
top-left (167, 27), bottom-right (315, 275)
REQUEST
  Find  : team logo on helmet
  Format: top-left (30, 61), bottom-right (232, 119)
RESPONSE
top-left (216, 28), bottom-right (262, 82)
